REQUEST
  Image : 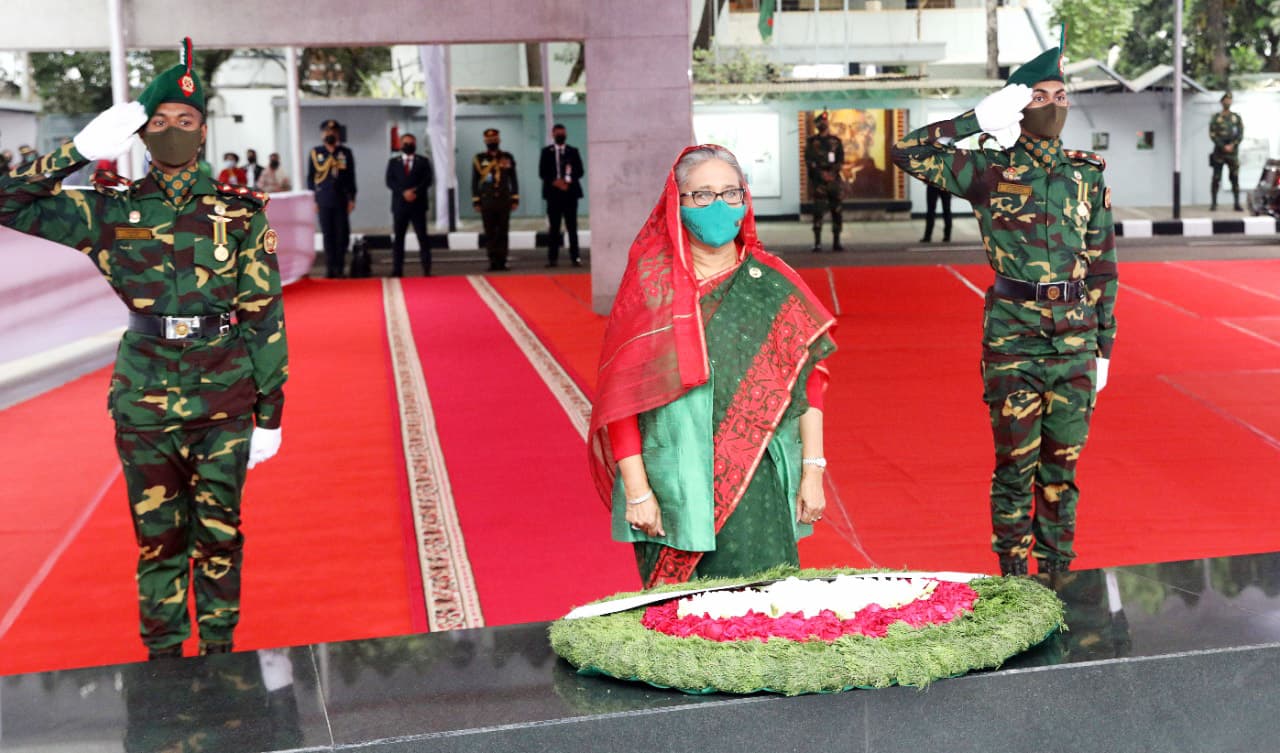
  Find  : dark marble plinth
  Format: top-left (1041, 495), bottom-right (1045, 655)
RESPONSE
top-left (7, 553), bottom-right (1280, 752)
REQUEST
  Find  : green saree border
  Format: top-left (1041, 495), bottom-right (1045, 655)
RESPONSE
top-left (548, 566), bottom-right (1065, 696)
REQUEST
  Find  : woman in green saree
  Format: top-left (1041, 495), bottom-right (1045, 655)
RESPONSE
top-left (587, 145), bottom-right (838, 587)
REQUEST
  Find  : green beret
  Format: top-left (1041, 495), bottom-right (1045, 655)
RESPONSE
top-left (138, 37), bottom-right (205, 116)
top-left (1006, 46), bottom-right (1064, 88)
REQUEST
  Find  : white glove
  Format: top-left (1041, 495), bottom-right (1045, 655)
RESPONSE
top-left (1096, 357), bottom-right (1110, 393)
top-left (974, 84), bottom-right (1033, 150)
top-left (247, 427), bottom-right (283, 470)
top-left (72, 101), bottom-right (147, 162)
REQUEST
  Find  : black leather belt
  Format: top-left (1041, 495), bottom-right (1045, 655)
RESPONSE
top-left (128, 312), bottom-right (234, 340)
top-left (993, 274), bottom-right (1087, 303)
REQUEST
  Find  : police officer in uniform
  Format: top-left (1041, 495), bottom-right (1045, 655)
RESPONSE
top-left (1209, 92), bottom-right (1244, 211)
top-left (892, 46), bottom-right (1118, 576)
top-left (472, 127), bottom-right (520, 271)
top-left (307, 118), bottom-right (357, 277)
top-left (0, 38), bottom-right (288, 657)
top-left (805, 111), bottom-right (845, 252)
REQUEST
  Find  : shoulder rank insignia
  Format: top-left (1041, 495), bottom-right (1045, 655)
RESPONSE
top-left (1064, 149), bottom-right (1106, 171)
top-left (91, 169), bottom-right (130, 193)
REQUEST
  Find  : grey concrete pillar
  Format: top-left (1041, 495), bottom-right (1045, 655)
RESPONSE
top-left (585, 0), bottom-right (693, 314)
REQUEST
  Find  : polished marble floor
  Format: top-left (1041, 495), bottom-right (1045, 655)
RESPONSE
top-left (6, 553), bottom-right (1280, 752)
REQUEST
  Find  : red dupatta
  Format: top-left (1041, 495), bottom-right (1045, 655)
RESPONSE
top-left (587, 145), bottom-right (835, 510)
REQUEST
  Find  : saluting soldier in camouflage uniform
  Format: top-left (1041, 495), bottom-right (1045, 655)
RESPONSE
top-left (0, 38), bottom-right (288, 657)
top-left (805, 111), bottom-right (845, 252)
top-left (1209, 92), bottom-right (1244, 212)
top-left (892, 46), bottom-right (1118, 576)
top-left (472, 127), bottom-right (520, 271)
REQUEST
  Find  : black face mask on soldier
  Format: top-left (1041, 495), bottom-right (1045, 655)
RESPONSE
top-left (269, 159), bottom-right (280, 169)
top-left (401, 142), bottom-right (417, 155)
top-left (486, 141), bottom-right (499, 151)
top-left (1021, 104), bottom-right (1069, 140)
top-left (553, 134), bottom-right (566, 145)
top-left (324, 133), bottom-right (338, 146)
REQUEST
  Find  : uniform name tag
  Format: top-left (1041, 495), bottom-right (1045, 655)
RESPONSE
top-left (996, 182), bottom-right (1032, 196)
top-left (115, 227), bottom-right (154, 241)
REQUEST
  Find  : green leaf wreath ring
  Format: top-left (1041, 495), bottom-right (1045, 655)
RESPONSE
top-left (549, 566), bottom-right (1065, 696)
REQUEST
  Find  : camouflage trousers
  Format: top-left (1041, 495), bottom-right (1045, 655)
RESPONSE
top-left (1210, 155), bottom-right (1240, 194)
top-left (116, 417), bottom-right (253, 651)
top-left (982, 355), bottom-right (1096, 568)
top-left (810, 181), bottom-right (843, 235)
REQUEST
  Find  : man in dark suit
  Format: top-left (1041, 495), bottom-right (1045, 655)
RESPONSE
top-left (307, 119), bottom-right (357, 278)
top-left (538, 123), bottom-right (585, 267)
top-left (385, 133), bottom-right (433, 277)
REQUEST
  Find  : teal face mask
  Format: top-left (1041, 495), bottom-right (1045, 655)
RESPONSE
top-left (680, 200), bottom-right (747, 248)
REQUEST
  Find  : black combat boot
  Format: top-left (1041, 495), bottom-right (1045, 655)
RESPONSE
top-left (199, 640), bottom-right (233, 656)
top-left (832, 232), bottom-right (844, 252)
top-left (1040, 558), bottom-right (1071, 574)
top-left (812, 229), bottom-right (822, 253)
top-left (1233, 190), bottom-right (1242, 211)
top-left (998, 555), bottom-right (1028, 576)
top-left (148, 645), bottom-right (183, 661)
top-left (1210, 184), bottom-right (1218, 211)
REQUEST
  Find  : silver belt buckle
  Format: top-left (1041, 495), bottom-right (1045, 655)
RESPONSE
top-left (162, 315), bottom-right (200, 339)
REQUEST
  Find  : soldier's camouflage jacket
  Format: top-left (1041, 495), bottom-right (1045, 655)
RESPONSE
top-left (1209, 110), bottom-right (1243, 160)
top-left (892, 111), bottom-right (1117, 360)
top-left (0, 143), bottom-right (287, 430)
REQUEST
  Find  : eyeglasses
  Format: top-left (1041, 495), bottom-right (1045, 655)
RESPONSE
top-left (679, 188), bottom-right (746, 207)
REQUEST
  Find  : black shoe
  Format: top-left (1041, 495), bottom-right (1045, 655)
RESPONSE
top-left (148, 645), bottom-right (183, 661)
top-left (998, 555), bottom-right (1029, 576)
top-left (199, 640), bottom-right (233, 656)
top-left (1210, 202), bottom-right (1218, 211)
top-left (811, 244), bottom-right (822, 253)
top-left (832, 243), bottom-right (844, 253)
top-left (1039, 558), bottom-right (1071, 574)
top-left (571, 258), bottom-right (582, 267)
top-left (1234, 203), bottom-right (1243, 212)
top-left (942, 235), bottom-right (951, 243)
top-left (920, 236), bottom-right (932, 243)
top-left (545, 262), bottom-right (558, 268)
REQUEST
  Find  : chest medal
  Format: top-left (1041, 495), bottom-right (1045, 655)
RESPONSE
top-left (209, 214), bottom-right (232, 262)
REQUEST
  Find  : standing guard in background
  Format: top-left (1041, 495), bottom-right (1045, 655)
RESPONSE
top-left (472, 127), bottom-right (520, 271)
top-left (307, 119), bottom-right (357, 278)
top-left (538, 123), bottom-right (585, 267)
top-left (892, 44), bottom-right (1118, 577)
top-left (1209, 92), bottom-right (1244, 212)
top-left (805, 110), bottom-right (844, 253)
top-left (0, 38), bottom-right (287, 658)
top-left (385, 132), bottom-right (433, 277)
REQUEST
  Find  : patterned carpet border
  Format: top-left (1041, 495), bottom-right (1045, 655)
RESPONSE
top-left (382, 278), bottom-right (485, 631)
top-left (468, 276), bottom-right (592, 439)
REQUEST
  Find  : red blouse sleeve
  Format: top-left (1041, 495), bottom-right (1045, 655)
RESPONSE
top-left (806, 367), bottom-right (829, 412)
top-left (607, 414), bottom-right (643, 461)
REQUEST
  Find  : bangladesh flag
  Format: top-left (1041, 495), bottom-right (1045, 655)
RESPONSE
top-left (759, 0), bottom-right (776, 41)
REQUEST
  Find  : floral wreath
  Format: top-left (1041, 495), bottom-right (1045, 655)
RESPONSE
top-left (549, 567), bottom-right (1065, 696)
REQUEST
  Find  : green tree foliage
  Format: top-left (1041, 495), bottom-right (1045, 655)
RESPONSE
top-left (30, 52), bottom-right (115, 114)
top-left (1109, 0), bottom-right (1280, 88)
top-left (692, 48), bottom-right (780, 85)
top-left (1051, 0), bottom-right (1138, 63)
top-left (298, 47), bottom-right (393, 97)
top-left (30, 49), bottom-right (236, 115)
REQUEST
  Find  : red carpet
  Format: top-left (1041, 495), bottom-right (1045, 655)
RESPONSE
top-left (5, 259), bottom-right (1280, 675)
top-left (399, 276), bottom-right (635, 624)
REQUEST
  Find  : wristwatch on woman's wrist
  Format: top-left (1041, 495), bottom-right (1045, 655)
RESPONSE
top-left (802, 457), bottom-right (827, 469)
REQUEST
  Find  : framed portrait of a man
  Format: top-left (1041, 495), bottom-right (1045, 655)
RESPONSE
top-left (799, 108), bottom-right (908, 202)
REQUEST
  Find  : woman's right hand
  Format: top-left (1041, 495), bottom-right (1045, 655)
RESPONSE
top-left (626, 495), bottom-right (665, 538)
